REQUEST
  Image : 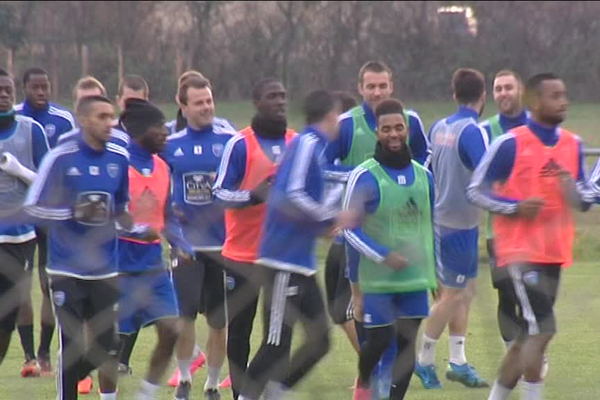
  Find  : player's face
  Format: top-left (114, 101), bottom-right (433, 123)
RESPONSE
top-left (359, 71), bottom-right (393, 110)
top-left (256, 82), bottom-right (287, 122)
top-left (182, 87), bottom-right (215, 129)
top-left (81, 102), bottom-right (115, 144)
top-left (0, 76), bottom-right (15, 113)
top-left (537, 79), bottom-right (568, 125)
top-left (377, 113), bottom-right (408, 153)
top-left (141, 124), bottom-right (168, 154)
top-left (24, 74), bottom-right (51, 110)
top-left (493, 75), bottom-right (522, 115)
top-left (117, 87), bottom-right (148, 112)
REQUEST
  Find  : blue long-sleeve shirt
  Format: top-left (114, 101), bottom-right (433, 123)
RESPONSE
top-left (467, 119), bottom-right (593, 214)
top-left (160, 118), bottom-right (236, 251)
top-left (257, 127), bottom-right (339, 276)
top-left (343, 162), bottom-right (435, 282)
top-left (15, 100), bottom-right (75, 148)
top-left (118, 142), bottom-right (191, 273)
top-left (328, 102), bottom-right (431, 173)
top-left (24, 138), bottom-right (130, 279)
top-left (0, 117), bottom-right (49, 243)
top-left (213, 129), bottom-right (289, 209)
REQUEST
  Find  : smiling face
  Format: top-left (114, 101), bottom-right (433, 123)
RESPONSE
top-left (359, 71), bottom-right (393, 111)
top-left (493, 74), bottom-right (522, 116)
top-left (376, 112), bottom-right (408, 153)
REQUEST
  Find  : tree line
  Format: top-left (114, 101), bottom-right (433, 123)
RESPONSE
top-left (1, 1), bottom-right (600, 103)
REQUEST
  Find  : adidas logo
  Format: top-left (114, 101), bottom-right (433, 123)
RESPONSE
top-left (396, 197), bottom-right (420, 225)
top-left (67, 167), bottom-right (81, 176)
top-left (174, 148), bottom-right (184, 157)
top-left (539, 158), bottom-right (560, 177)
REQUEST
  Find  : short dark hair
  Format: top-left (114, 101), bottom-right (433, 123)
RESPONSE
top-left (23, 67), bottom-right (49, 86)
top-left (304, 90), bottom-right (337, 125)
top-left (0, 68), bottom-right (10, 78)
top-left (118, 74), bottom-right (149, 98)
top-left (332, 91), bottom-right (357, 113)
top-left (374, 98), bottom-right (405, 121)
top-left (525, 72), bottom-right (561, 95)
top-left (452, 68), bottom-right (485, 104)
top-left (178, 76), bottom-right (211, 106)
top-left (252, 78), bottom-right (281, 102)
top-left (358, 61), bottom-right (392, 85)
top-left (75, 95), bottom-right (112, 116)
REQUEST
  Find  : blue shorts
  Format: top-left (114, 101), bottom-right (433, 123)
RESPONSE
top-left (118, 269), bottom-right (179, 334)
top-left (435, 225), bottom-right (479, 289)
top-left (363, 291), bottom-right (429, 328)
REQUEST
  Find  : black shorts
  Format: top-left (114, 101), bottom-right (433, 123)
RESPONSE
top-left (172, 251), bottom-right (227, 329)
top-left (488, 239), bottom-right (511, 291)
top-left (0, 240), bottom-right (36, 332)
top-left (50, 275), bottom-right (120, 356)
top-left (504, 263), bottom-right (561, 337)
top-left (324, 242), bottom-right (353, 324)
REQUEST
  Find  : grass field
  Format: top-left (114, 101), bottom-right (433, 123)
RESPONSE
top-left (2, 101), bottom-right (600, 399)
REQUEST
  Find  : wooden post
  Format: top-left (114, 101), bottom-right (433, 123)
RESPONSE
top-left (6, 47), bottom-right (14, 76)
top-left (50, 44), bottom-right (59, 101)
top-left (81, 44), bottom-right (89, 77)
top-left (175, 46), bottom-right (184, 81)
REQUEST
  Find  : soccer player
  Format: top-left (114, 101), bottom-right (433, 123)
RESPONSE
top-left (479, 70), bottom-right (529, 351)
top-left (328, 61), bottom-right (431, 393)
top-left (344, 98), bottom-right (437, 400)
top-left (116, 98), bottom-right (194, 400)
top-left (166, 70), bottom-right (207, 135)
top-left (468, 73), bottom-right (593, 400)
top-left (24, 95), bottom-right (131, 400)
top-left (58, 77), bottom-right (130, 149)
top-left (13, 67), bottom-right (74, 377)
top-left (0, 68), bottom-right (49, 368)
top-left (213, 78), bottom-right (296, 400)
top-left (161, 75), bottom-right (237, 400)
top-left (238, 89), bottom-right (357, 400)
top-left (415, 68), bottom-right (489, 389)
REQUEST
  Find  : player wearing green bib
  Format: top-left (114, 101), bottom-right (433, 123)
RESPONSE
top-left (344, 99), bottom-right (436, 400)
top-left (479, 70), bottom-right (529, 351)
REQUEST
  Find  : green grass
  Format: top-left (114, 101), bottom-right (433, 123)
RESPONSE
top-left (3, 102), bottom-right (600, 399)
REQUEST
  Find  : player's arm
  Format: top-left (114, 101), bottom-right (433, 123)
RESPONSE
top-left (286, 136), bottom-right (338, 228)
top-left (163, 185), bottom-right (194, 256)
top-left (342, 167), bottom-right (394, 266)
top-left (324, 114), bottom-right (355, 179)
top-left (407, 111), bottom-right (432, 167)
top-left (0, 121), bottom-right (48, 185)
top-left (466, 134), bottom-right (521, 215)
top-left (559, 138), bottom-right (595, 211)
top-left (212, 134), bottom-right (257, 208)
top-left (458, 123), bottom-right (490, 171)
top-left (23, 150), bottom-right (72, 222)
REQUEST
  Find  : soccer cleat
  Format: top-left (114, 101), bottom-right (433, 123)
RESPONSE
top-left (352, 379), bottom-right (372, 400)
top-left (174, 381), bottom-right (191, 400)
top-left (20, 358), bottom-right (41, 378)
top-left (37, 355), bottom-right (53, 377)
top-left (414, 362), bottom-right (442, 389)
top-left (446, 363), bottom-right (489, 388)
top-left (168, 352), bottom-right (206, 387)
top-left (204, 388), bottom-right (221, 400)
top-left (78, 375), bottom-right (93, 394)
top-left (118, 363), bottom-right (133, 376)
top-left (218, 375), bottom-right (231, 389)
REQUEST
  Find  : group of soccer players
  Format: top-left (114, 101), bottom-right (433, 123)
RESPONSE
top-left (0, 59), bottom-right (597, 400)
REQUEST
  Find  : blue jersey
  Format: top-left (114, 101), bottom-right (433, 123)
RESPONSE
top-left (0, 116), bottom-right (49, 243)
top-left (24, 138), bottom-right (130, 279)
top-left (257, 127), bottom-right (339, 275)
top-left (343, 162), bottom-right (435, 282)
top-left (57, 127), bottom-right (131, 148)
top-left (15, 101), bottom-right (75, 148)
top-left (118, 142), bottom-right (191, 273)
top-left (160, 118), bottom-right (236, 251)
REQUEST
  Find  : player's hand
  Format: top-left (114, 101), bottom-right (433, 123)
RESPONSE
top-left (176, 247), bottom-right (194, 263)
top-left (352, 293), bottom-right (364, 322)
top-left (384, 252), bottom-right (409, 271)
top-left (0, 152), bottom-right (20, 176)
top-left (139, 228), bottom-right (161, 243)
top-left (335, 210), bottom-right (361, 230)
top-left (515, 197), bottom-right (545, 220)
top-left (172, 204), bottom-right (187, 224)
top-left (250, 176), bottom-right (274, 203)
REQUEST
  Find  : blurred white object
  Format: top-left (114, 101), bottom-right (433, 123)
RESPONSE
top-left (0, 151), bottom-right (37, 185)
